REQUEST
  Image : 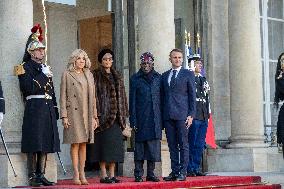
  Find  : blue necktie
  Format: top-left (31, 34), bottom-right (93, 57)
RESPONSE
top-left (170, 70), bottom-right (177, 86)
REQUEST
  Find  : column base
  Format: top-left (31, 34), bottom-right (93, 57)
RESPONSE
top-left (0, 153), bottom-right (57, 187)
top-left (206, 147), bottom-right (284, 172)
top-left (227, 135), bottom-right (268, 148)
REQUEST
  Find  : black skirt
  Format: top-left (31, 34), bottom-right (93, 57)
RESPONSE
top-left (87, 121), bottom-right (124, 163)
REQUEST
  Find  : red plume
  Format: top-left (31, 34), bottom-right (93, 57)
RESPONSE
top-left (31, 24), bottom-right (43, 42)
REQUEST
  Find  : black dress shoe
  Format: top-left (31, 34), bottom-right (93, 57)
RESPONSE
top-left (176, 174), bottom-right (186, 181)
top-left (38, 174), bottom-right (55, 186)
top-left (146, 175), bottom-right (160, 182)
top-left (186, 172), bottom-right (196, 177)
top-left (195, 171), bottom-right (206, 176)
top-left (29, 174), bottom-right (43, 187)
top-left (100, 177), bottom-right (115, 183)
top-left (111, 177), bottom-right (120, 183)
top-left (163, 173), bottom-right (177, 181)
top-left (135, 176), bottom-right (144, 182)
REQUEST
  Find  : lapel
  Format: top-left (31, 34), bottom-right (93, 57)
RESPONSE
top-left (68, 71), bottom-right (82, 86)
top-left (68, 69), bottom-right (91, 87)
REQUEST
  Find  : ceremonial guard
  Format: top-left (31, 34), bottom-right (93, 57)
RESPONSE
top-left (0, 81), bottom-right (4, 125)
top-left (187, 54), bottom-right (210, 177)
top-left (15, 24), bottom-right (60, 187)
top-left (129, 52), bottom-right (161, 182)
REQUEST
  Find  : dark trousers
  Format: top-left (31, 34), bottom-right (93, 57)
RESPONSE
top-left (134, 160), bottom-right (155, 177)
top-left (187, 119), bottom-right (208, 172)
top-left (164, 119), bottom-right (189, 175)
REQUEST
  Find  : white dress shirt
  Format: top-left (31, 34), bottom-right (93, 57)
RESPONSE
top-left (168, 66), bottom-right (182, 86)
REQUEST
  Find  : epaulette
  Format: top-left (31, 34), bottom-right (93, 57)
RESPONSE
top-left (14, 62), bottom-right (26, 76)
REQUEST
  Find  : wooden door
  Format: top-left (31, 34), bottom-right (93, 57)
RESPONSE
top-left (78, 15), bottom-right (112, 70)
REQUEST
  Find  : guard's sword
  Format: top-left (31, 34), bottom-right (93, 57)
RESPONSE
top-left (57, 152), bottom-right (66, 175)
top-left (0, 126), bottom-right (17, 177)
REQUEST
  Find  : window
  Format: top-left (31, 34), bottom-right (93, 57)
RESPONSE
top-left (260, 0), bottom-right (284, 143)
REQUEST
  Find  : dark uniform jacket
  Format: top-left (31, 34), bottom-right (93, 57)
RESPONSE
top-left (129, 70), bottom-right (162, 142)
top-left (0, 81), bottom-right (4, 114)
top-left (194, 75), bottom-right (210, 121)
top-left (18, 59), bottom-right (60, 153)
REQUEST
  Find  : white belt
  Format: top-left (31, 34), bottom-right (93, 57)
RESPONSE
top-left (26, 94), bottom-right (52, 100)
top-left (196, 98), bottom-right (206, 103)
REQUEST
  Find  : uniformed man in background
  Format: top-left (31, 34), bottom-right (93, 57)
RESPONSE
top-left (187, 54), bottom-right (210, 177)
top-left (15, 24), bottom-right (60, 187)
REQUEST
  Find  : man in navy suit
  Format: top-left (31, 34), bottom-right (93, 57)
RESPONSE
top-left (161, 48), bottom-right (196, 181)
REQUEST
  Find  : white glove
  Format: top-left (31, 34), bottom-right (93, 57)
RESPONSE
top-left (41, 64), bottom-right (53, 77)
top-left (203, 81), bottom-right (210, 94)
top-left (0, 112), bottom-right (3, 125)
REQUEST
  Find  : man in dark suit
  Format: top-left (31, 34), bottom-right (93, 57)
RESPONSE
top-left (0, 81), bottom-right (5, 125)
top-left (161, 48), bottom-right (196, 181)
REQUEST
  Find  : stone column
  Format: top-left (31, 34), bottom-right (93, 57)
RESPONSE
top-left (0, 0), bottom-right (56, 187)
top-left (137, 0), bottom-right (175, 73)
top-left (0, 1), bottom-right (33, 187)
top-left (227, 0), bottom-right (266, 148)
top-left (137, 0), bottom-right (175, 177)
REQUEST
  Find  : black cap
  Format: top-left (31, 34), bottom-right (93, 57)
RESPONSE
top-left (98, 49), bottom-right (114, 63)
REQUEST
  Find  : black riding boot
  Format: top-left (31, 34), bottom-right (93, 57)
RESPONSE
top-left (27, 153), bottom-right (42, 187)
top-left (37, 152), bottom-right (55, 186)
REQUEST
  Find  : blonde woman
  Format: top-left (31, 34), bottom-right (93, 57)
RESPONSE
top-left (60, 49), bottom-right (99, 185)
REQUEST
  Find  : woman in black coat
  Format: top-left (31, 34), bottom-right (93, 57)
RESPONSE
top-left (274, 52), bottom-right (284, 158)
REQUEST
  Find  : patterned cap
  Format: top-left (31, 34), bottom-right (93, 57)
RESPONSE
top-left (140, 52), bottom-right (154, 63)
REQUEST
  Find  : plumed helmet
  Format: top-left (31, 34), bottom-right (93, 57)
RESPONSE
top-left (27, 24), bottom-right (45, 54)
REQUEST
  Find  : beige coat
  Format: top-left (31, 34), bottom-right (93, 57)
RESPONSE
top-left (60, 69), bottom-right (98, 144)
